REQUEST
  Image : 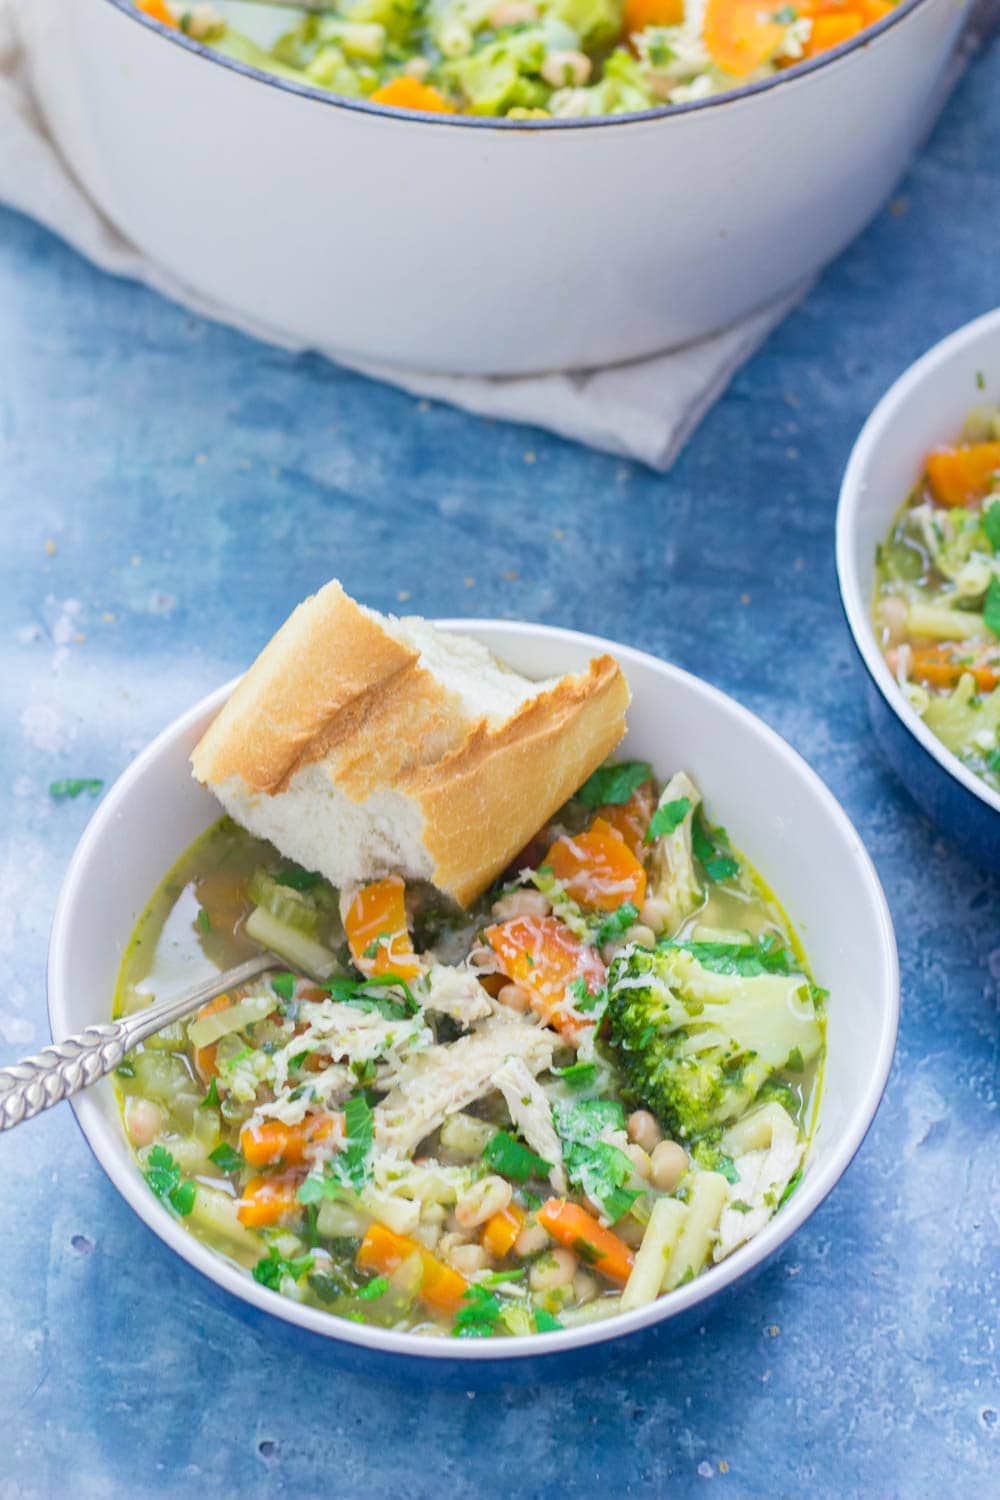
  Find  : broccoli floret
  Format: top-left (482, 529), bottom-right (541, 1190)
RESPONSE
top-left (606, 945), bottom-right (823, 1140)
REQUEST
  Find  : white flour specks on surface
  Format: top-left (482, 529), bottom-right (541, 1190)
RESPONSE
top-left (18, 700), bottom-right (73, 755)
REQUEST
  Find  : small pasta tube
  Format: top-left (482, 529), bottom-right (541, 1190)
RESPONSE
top-left (663, 1172), bottom-right (728, 1291)
top-left (621, 1197), bottom-right (689, 1311)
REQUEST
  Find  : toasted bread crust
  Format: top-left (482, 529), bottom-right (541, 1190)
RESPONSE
top-left (405, 655), bottom-right (629, 905)
top-left (191, 580), bottom-right (630, 907)
top-left (191, 581), bottom-right (464, 796)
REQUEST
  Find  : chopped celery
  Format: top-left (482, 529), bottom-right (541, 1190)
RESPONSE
top-left (244, 905), bottom-right (339, 981)
top-left (905, 602), bottom-right (986, 641)
top-left (188, 992), bottom-right (276, 1049)
top-left (248, 869), bottom-right (323, 936)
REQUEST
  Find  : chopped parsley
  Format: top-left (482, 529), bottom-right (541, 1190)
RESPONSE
top-left (533, 1308), bottom-right (564, 1333)
top-left (645, 796), bottom-right (692, 842)
top-left (555, 1098), bottom-right (640, 1222)
top-left (691, 812), bottom-right (740, 883)
top-left (984, 503), bottom-right (1000, 553)
top-left (143, 1145), bottom-right (196, 1216)
top-left (252, 1248), bottom-right (314, 1290)
top-left (325, 973), bottom-right (419, 1020)
top-left (576, 760), bottom-right (652, 809)
top-left (49, 778), bottom-right (103, 800)
top-left (199, 1076), bottom-right (220, 1108)
top-left (730, 1199), bottom-right (753, 1214)
top-left (482, 1130), bottom-right (552, 1183)
top-left (778, 1167), bottom-right (803, 1207)
top-left (274, 867), bottom-right (322, 890)
top-left (358, 1275), bottom-right (388, 1301)
top-left (196, 908), bottom-right (212, 935)
top-left (660, 934), bottom-right (794, 977)
top-left (452, 1284), bottom-right (502, 1338)
top-left (299, 1092), bottom-right (373, 1202)
top-left (976, 369), bottom-right (986, 390)
top-left (552, 1060), bottom-right (597, 1090)
top-left (208, 1142), bottom-right (244, 1173)
top-left (271, 972), bottom-right (297, 1003)
top-left (594, 902), bottom-right (640, 947)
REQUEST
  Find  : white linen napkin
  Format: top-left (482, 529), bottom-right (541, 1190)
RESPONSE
top-left (0, 0), bottom-right (987, 469)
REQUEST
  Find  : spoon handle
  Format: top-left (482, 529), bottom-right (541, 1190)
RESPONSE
top-left (0, 953), bottom-right (277, 1132)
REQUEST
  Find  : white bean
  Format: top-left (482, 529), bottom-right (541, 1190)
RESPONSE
top-left (624, 923), bottom-right (657, 949)
top-left (491, 889), bottom-right (552, 920)
top-left (455, 1174), bottom-right (512, 1230)
top-left (488, 0), bottom-right (538, 24)
top-left (624, 1143), bottom-right (652, 1180)
top-left (125, 1096), bottom-right (165, 1149)
top-left (640, 896), bottom-right (674, 934)
top-left (627, 1109), bottom-right (663, 1155)
top-left (450, 1244), bottom-right (491, 1276)
top-left (877, 594), bottom-right (909, 646)
top-left (514, 1220), bottom-right (550, 1257)
top-left (572, 1269), bottom-right (599, 1304)
top-left (540, 50), bottom-right (591, 88)
top-left (650, 1139), bottom-right (688, 1193)
top-left (529, 1247), bottom-right (577, 1291)
top-left (497, 982), bottom-right (532, 1013)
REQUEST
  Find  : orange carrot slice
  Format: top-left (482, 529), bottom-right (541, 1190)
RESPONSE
top-left (806, 10), bottom-right (864, 54)
top-left (926, 444), bottom-right (1000, 508)
top-left (909, 646), bottom-right (1000, 694)
top-left (596, 780), bottom-right (657, 855)
top-left (135, 0), bottom-right (178, 26)
top-left (240, 1112), bottom-right (343, 1169)
top-left (236, 1171), bottom-right (302, 1228)
top-left (537, 1199), bottom-right (635, 1285)
top-left (191, 994), bottom-right (231, 1083)
top-left (483, 916), bottom-right (606, 1043)
top-left (356, 1223), bottom-right (469, 1315)
top-left (481, 1203), bottom-right (526, 1259)
top-left (623, 0), bottom-right (685, 36)
top-left (545, 817), bottom-right (647, 913)
top-left (703, 0), bottom-right (784, 77)
top-left (344, 876), bottom-right (421, 980)
top-left (368, 78), bottom-right (456, 113)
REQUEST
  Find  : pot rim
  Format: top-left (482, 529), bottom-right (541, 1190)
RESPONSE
top-left (101, 0), bottom-right (929, 132)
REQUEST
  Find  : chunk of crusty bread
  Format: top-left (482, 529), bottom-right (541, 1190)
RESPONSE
top-left (191, 581), bottom-right (629, 907)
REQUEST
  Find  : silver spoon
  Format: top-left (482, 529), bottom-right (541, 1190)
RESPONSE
top-left (0, 952), bottom-right (280, 1132)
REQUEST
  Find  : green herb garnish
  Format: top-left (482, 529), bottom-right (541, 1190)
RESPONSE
top-left (645, 796), bottom-right (692, 842)
top-left (200, 1077), bottom-right (220, 1108)
top-left (984, 575), bottom-right (1000, 639)
top-left (482, 1130), bottom-right (552, 1183)
top-left (197, 908), bottom-right (212, 935)
top-left (594, 902), bottom-right (640, 947)
top-left (271, 972), bottom-right (297, 1003)
top-left (49, 778), bottom-right (103, 800)
top-left (144, 1145), bottom-right (196, 1216)
top-left (209, 1142), bottom-right (244, 1174)
top-left (252, 1249), bottom-right (314, 1290)
top-left (576, 761), bottom-right (652, 809)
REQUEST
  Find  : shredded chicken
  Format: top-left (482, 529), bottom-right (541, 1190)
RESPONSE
top-left (645, 770), bottom-right (702, 937)
top-left (491, 1056), bottom-right (567, 1194)
top-left (420, 963), bottom-right (494, 1027)
top-left (714, 1103), bottom-right (803, 1261)
top-left (374, 1017), bottom-right (554, 1158)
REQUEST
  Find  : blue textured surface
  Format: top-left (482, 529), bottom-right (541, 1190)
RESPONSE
top-left (2, 41), bottom-right (999, 1498)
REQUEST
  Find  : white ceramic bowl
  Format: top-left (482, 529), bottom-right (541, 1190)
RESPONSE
top-left (837, 309), bottom-right (1000, 868)
top-left (47, 623), bottom-right (898, 1369)
top-left (21, 0), bottom-right (971, 375)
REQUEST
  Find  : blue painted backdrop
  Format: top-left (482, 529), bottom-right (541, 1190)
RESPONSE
top-left (1, 40), bottom-right (998, 1500)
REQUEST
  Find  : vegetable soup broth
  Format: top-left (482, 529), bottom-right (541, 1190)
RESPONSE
top-left (116, 766), bottom-right (825, 1338)
top-left (873, 401), bottom-right (1000, 793)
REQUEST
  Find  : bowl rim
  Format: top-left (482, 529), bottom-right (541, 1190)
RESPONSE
top-left (47, 620), bottom-right (899, 1362)
top-left (102, 0), bottom-right (928, 133)
top-left (835, 306), bottom-right (1000, 820)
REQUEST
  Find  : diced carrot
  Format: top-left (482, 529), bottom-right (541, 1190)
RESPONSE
top-left (623, 0), bottom-right (685, 36)
top-left (239, 1111), bottom-right (343, 1169)
top-left (135, 0), bottom-right (178, 26)
top-left (343, 876), bottom-right (421, 980)
top-left (192, 993), bottom-right (231, 1083)
top-left (545, 816), bottom-right (647, 913)
top-left (926, 444), bottom-right (1000, 507)
top-left (859, 0), bottom-right (892, 22)
top-left (236, 1171), bottom-right (302, 1228)
top-left (368, 78), bottom-right (456, 113)
top-left (909, 646), bottom-right (1000, 693)
top-left (481, 1203), bottom-right (525, 1259)
top-left (703, 0), bottom-right (785, 77)
top-left (536, 1199), bottom-right (635, 1286)
top-left (483, 916), bottom-right (606, 1043)
top-left (806, 11), bottom-right (864, 55)
top-left (356, 1223), bottom-right (469, 1315)
top-left (596, 780), bottom-right (657, 855)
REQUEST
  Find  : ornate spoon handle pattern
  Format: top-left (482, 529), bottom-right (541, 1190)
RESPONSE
top-left (0, 953), bottom-right (277, 1132)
